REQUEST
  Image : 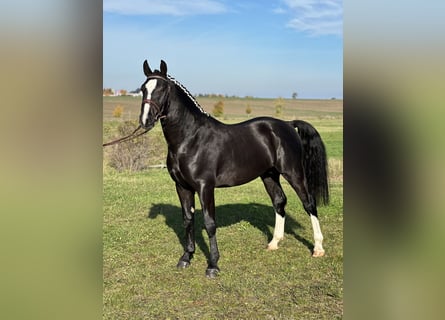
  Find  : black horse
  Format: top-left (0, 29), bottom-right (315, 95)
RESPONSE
top-left (140, 60), bottom-right (329, 278)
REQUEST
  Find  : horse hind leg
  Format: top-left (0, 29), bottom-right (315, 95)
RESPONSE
top-left (261, 172), bottom-right (287, 250)
top-left (310, 213), bottom-right (324, 257)
top-left (283, 171), bottom-right (325, 257)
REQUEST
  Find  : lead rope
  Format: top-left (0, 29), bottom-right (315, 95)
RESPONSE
top-left (102, 125), bottom-right (149, 147)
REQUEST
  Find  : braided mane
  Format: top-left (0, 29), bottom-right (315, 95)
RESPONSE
top-left (167, 74), bottom-right (209, 116)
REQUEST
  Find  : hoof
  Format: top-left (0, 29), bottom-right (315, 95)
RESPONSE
top-left (205, 268), bottom-right (220, 278)
top-left (176, 260), bottom-right (191, 269)
top-left (267, 238), bottom-right (282, 251)
top-left (312, 250), bottom-right (325, 257)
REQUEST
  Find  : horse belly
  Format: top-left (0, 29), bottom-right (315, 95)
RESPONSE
top-left (215, 151), bottom-right (271, 187)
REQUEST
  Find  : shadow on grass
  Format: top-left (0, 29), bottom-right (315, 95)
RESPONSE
top-left (147, 202), bottom-right (313, 262)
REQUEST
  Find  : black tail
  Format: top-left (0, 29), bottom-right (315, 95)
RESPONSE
top-left (289, 120), bottom-right (330, 206)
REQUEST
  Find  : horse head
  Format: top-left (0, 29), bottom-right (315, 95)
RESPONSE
top-left (139, 60), bottom-right (170, 130)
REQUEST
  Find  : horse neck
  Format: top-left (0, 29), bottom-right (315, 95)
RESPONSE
top-left (160, 86), bottom-right (209, 147)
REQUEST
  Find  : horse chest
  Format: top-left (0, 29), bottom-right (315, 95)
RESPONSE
top-left (166, 151), bottom-right (195, 187)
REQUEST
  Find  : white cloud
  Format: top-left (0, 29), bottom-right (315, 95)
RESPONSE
top-left (273, 7), bottom-right (286, 14)
top-left (103, 0), bottom-right (227, 16)
top-left (278, 0), bottom-right (342, 36)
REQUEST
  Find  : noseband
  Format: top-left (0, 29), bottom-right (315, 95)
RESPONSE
top-left (142, 98), bottom-right (166, 121)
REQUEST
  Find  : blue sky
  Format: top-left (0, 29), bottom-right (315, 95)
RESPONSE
top-left (104, 0), bottom-right (343, 99)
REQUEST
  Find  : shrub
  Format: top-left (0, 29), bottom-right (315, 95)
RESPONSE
top-left (275, 97), bottom-right (284, 118)
top-left (212, 100), bottom-right (224, 118)
top-left (107, 120), bottom-right (150, 171)
top-left (246, 103), bottom-right (252, 117)
top-left (112, 105), bottom-right (124, 118)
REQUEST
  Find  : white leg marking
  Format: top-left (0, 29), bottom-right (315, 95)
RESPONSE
top-left (310, 214), bottom-right (325, 257)
top-left (267, 212), bottom-right (285, 250)
top-left (141, 79), bottom-right (157, 125)
top-left (190, 207), bottom-right (195, 213)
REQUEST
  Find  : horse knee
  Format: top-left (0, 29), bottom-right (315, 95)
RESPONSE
top-left (183, 216), bottom-right (194, 228)
top-left (182, 207), bottom-right (195, 226)
top-left (204, 220), bottom-right (217, 236)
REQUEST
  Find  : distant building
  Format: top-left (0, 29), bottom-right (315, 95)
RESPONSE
top-left (103, 88), bottom-right (142, 97)
top-left (128, 91), bottom-right (142, 97)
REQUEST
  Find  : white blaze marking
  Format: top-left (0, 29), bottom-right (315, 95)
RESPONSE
top-left (310, 214), bottom-right (324, 255)
top-left (142, 79), bottom-right (157, 125)
top-left (267, 212), bottom-right (285, 250)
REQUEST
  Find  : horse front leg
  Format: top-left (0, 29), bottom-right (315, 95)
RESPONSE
top-left (175, 183), bottom-right (196, 269)
top-left (198, 186), bottom-right (220, 278)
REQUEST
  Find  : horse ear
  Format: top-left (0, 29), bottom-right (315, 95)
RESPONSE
top-left (160, 60), bottom-right (167, 75)
top-left (143, 60), bottom-right (152, 77)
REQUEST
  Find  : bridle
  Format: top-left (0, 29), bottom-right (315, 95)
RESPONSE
top-left (141, 98), bottom-right (166, 122)
top-left (102, 75), bottom-right (169, 147)
top-left (142, 74), bottom-right (170, 122)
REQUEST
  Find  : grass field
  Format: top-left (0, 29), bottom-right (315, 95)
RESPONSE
top-left (103, 96), bottom-right (343, 319)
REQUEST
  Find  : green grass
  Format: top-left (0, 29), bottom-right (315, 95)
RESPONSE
top-left (103, 97), bottom-right (343, 319)
top-left (104, 169), bottom-right (342, 319)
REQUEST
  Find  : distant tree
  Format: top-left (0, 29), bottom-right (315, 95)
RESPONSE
top-left (245, 103), bottom-right (252, 117)
top-left (212, 100), bottom-right (224, 118)
top-left (119, 89), bottom-right (127, 96)
top-left (292, 92), bottom-right (298, 99)
top-left (275, 97), bottom-right (284, 118)
top-left (103, 88), bottom-right (114, 96)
